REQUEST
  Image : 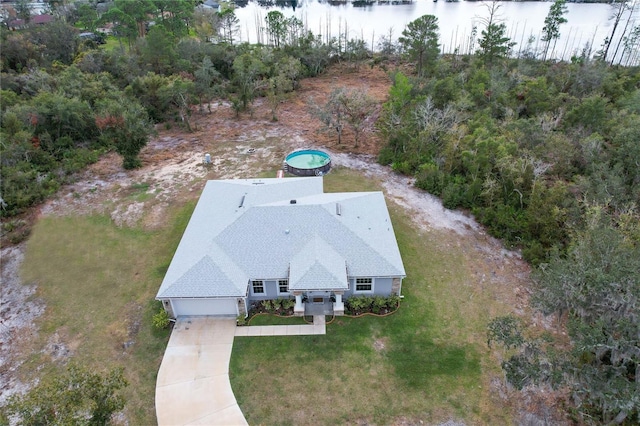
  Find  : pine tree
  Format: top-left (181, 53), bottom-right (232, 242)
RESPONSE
top-left (541, 0), bottom-right (568, 61)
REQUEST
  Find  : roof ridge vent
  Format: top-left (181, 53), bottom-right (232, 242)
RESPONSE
top-left (336, 203), bottom-right (342, 216)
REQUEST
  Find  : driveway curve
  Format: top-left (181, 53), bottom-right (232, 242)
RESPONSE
top-left (155, 318), bottom-right (248, 426)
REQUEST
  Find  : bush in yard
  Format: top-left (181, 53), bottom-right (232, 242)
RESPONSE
top-left (372, 296), bottom-right (387, 314)
top-left (5, 364), bottom-right (127, 425)
top-left (346, 295), bottom-right (402, 315)
top-left (273, 300), bottom-right (283, 313)
top-left (281, 299), bottom-right (295, 311)
top-left (386, 294), bottom-right (401, 310)
top-left (262, 299), bottom-right (275, 313)
top-left (152, 308), bottom-right (171, 329)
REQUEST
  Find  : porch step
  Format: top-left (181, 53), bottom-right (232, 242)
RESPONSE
top-left (304, 301), bottom-right (334, 316)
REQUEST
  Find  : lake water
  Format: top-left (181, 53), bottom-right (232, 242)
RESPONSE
top-left (4, 0), bottom-right (634, 63)
top-left (234, 0), bottom-right (632, 62)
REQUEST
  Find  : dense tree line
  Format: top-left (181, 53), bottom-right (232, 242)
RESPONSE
top-left (382, 6), bottom-right (639, 266)
top-left (0, 3), bottom-right (340, 219)
top-left (378, 60), bottom-right (640, 265)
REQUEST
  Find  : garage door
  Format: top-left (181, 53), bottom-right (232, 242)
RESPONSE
top-left (172, 298), bottom-right (238, 317)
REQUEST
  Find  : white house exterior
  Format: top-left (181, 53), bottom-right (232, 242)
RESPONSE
top-left (156, 177), bottom-right (406, 317)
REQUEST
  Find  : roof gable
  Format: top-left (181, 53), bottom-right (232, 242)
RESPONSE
top-left (159, 256), bottom-right (244, 298)
top-left (289, 236), bottom-right (348, 290)
top-left (214, 204), bottom-right (403, 279)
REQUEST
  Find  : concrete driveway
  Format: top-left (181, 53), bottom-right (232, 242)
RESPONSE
top-left (155, 318), bottom-right (248, 426)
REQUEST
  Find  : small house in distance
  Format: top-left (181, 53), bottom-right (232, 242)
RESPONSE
top-left (156, 177), bottom-right (405, 318)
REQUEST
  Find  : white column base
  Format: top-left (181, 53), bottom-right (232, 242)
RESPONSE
top-left (333, 293), bottom-right (344, 315)
top-left (294, 294), bottom-right (305, 316)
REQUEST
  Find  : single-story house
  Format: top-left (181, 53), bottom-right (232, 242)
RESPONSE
top-left (156, 177), bottom-right (406, 318)
top-left (7, 14), bottom-right (54, 30)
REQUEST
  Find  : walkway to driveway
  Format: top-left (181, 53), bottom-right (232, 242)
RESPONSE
top-left (156, 316), bottom-right (326, 425)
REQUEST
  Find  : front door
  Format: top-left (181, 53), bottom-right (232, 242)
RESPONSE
top-left (307, 291), bottom-right (329, 304)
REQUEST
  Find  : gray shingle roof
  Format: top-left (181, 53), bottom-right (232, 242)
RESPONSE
top-left (289, 236), bottom-right (348, 290)
top-left (156, 177), bottom-right (405, 299)
top-left (159, 256), bottom-right (244, 297)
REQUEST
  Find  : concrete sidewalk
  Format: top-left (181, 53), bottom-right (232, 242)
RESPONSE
top-left (155, 318), bottom-right (248, 426)
top-left (234, 315), bottom-right (326, 337)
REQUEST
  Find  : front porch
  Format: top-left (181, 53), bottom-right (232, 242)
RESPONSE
top-left (303, 300), bottom-right (334, 316)
top-left (293, 291), bottom-right (344, 317)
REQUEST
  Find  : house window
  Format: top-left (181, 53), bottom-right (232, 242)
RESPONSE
top-left (278, 279), bottom-right (289, 294)
top-left (355, 278), bottom-right (373, 292)
top-left (252, 280), bottom-right (264, 294)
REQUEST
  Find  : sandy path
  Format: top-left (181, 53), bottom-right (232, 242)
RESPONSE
top-left (0, 245), bottom-right (44, 405)
top-left (331, 152), bottom-right (480, 235)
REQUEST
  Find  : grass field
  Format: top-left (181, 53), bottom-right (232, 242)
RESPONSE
top-left (18, 167), bottom-right (513, 424)
top-left (19, 200), bottom-right (196, 424)
top-left (101, 36), bottom-right (126, 52)
top-left (229, 168), bottom-right (513, 425)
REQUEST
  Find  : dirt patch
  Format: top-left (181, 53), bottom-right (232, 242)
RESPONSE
top-left (0, 244), bottom-right (44, 405)
top-left (43, 331), bottom-right (74, 362)
top-left (373, 337), bottom-right (387, 352)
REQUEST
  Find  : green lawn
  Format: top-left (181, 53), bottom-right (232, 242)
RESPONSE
top-left (101, 35), bottom-right (126, 52)
top-left (247, 314), bottom-right (308, 326)
top-left (229, 168), bottom-right (512, 425)
top-left (19, 201), bottom-right (196, 424)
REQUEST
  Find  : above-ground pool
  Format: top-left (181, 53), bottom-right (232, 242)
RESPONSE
top-left (284, 150), bottom-right (331, 176)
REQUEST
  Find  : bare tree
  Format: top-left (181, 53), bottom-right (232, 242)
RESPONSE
top-left (310, 88), bottom-right (348, 145)
top-left (600, 0), bottom-right (631, 63)
top-left (610, 0), bottom-right (638, 65)
top-left (310, 87), bottom-right (377, 147)
top-left (342, 89), bottom-right (377, 147)
top-left (622, 24), bottom-right (640, 65)
top-left (476, 1), bottom-right (515, 65)
top-left (377, 27), bottom-right (400, 59)
top-left (218, 7), bottom-right (239, 45)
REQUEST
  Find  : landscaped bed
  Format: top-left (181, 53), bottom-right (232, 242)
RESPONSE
top-left (243, 294), bottom-right (401, 325)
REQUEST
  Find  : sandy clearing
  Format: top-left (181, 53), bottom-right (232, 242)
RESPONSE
top-left (330, 152), bottom-right (480, 235)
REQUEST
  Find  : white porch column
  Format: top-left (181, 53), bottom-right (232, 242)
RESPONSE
top-left (333, 292), bottom-right (344, 316)
top-left (294, 293), bottom-right (304, 316)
